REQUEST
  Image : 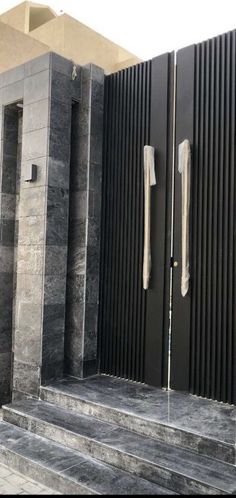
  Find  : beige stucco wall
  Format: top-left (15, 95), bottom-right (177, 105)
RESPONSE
top-left (30, 14), bottom-right (141, 73)
top-left (0, 1), bottom-right (141, 74)
top-left (0, 2), bottom-right (29, 33)
top-left (0, 21), bottom-right (49, 72)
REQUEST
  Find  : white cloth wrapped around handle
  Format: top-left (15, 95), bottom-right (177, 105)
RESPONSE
top-left (178, 139), bottom-right (191, 297)
top-left (143, 146), bottom-right (156, 290)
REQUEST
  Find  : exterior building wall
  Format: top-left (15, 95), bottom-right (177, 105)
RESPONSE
top-left (0, 2), bottom-right (141, 74)
top-left (0, 22), bottom-right (49, 73)
top-left (0, 2), bottom-right (29, 33)
top-left (30, 14), bottom-right (141, 73)
top-left (0, 52), bottom-right (104, 404)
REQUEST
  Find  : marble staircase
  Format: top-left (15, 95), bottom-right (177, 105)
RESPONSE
top-left (0, 376), bottom-right (236, 495)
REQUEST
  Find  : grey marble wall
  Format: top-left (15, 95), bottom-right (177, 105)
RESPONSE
top-left (0, 53), bottom-right (104, 403)
top-left (0, 104), bottom-right (19, 404)
top-left (65, 65), bottom-right (104, 378)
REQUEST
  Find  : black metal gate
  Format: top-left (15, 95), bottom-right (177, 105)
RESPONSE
top-left (172, 30), bottom-right (236, 405)
top-left (99, 29), bottom-right (236, 405)
top-left (99, 55), bottom-right (174, 386)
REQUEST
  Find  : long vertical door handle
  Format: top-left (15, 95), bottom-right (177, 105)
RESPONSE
top-left (178, 140), bottom-right (191, 297)
top-left (143, 145), bottom-right (156, 290)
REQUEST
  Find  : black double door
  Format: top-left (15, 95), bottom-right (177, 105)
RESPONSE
top-left (99, 29), bottom-right (236, 405)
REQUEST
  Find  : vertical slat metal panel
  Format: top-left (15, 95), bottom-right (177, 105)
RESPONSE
top-left (173, 29), bottom-right (236, 404)
top-left (98, 62), bottom-right (151, 383)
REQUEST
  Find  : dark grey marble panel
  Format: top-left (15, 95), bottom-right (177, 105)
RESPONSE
top-left (47, 186), bottom-right (69, 218)
top-left (69, 162), bottom-right (88, 192)
top-left (68, 219), bottom-right (87, 251)
top-left (49, 126), bottom-right (71, 151)
top-left (89, 162), bottom-right (102, 192)
top-left (51, 53), bottom-right (74, 77)
top-left (83, 327), bottom-right (97, 359)
top-left (50, 99), bottom-right (71, 133)
top-left (3, 109), bottom-right (18, 142)
top-left (69, 191), bottom-right (87, 220)
top-left (82, 63), bottom-right (104, 85)
top-left (67, 246), bottom-right (86, 275)
top-left (71, 135), bottom-right (89, 164)
top-left (49, 138), bottom-right (70, 165)
top-left (85, 274), bottom-right (99, 304)
top-left (0, 246), bottom-right (14, 273)
top-left (43, 305), bottom-right (65, 338)
top-left (24, 70), bottom-right (50, 105)
top-left (44, 274), bottom-right (67, 305)
top-left (89, 134), bottom-right (103, 165)
top-left (0, 193), bottom-right (16, 220)
top-left (0, 352), bottom-right (11, 404)
top-left (51, 70), bottom-right (72, 103)
top-left (41, 362), bottom-right (64, 384)
top-left (0, 219), bottom-right (15, 246)
top-left (0, 273), bottom-right (14, 304)
top-left (45, 246), bottom-right (68, 276)
top-left (42, 305), bottom-right (65, 376)
top-left (66, 274), bottom-right (85, 304)
top-left (47, 157), bottom-right (70, 190)
top-left (1, 156), bottom-right (17, 194)
top-left (0, 311), bottom-right (12, 353)
top-left (86, 246), bottom-right (100, 275)
top-left (1, 145), bottom-right (17, 163)
top-left (90, 81), bottom-right (104, 113)
top-left (46, 215), bottom-right (68, 246)
top-left (84, 304), bottom-right (98, 332)
top-left (83, 360), bottom-right (98, 377)
top-left (13, 361), bottom-right (40, 397)
top-left (88, 190), bottom-right (102, 218)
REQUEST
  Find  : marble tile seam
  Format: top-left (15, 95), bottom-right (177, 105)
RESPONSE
top-left (0, 66), bottom-right (53, 90)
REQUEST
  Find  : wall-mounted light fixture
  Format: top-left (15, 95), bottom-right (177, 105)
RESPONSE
top-left (24, 164), bottom-right (37, 183)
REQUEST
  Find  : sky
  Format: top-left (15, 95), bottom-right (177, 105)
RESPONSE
top-left (0, 0), bottom-right (236, 59)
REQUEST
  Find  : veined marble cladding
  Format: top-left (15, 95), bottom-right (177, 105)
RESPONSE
top-left (0, 104), bottom-right (19, 404)
top-left (0, 52), bottom-right (98, 403)
top-left (65, 65), bottom-right (104, 378)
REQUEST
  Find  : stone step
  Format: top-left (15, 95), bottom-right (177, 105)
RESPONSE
top-left (0, 421), bottom-right (172, 495)
top-left (3, 399), bottom-right (236, 495)
top-left (40, 377), bottom-right (236, 465)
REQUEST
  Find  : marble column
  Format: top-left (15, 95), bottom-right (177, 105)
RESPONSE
top-left (0, 53), bottom-right (104, 403)
top-left (11, 53), bottom-right (81, 399)
top-left (65, 64), bottom-right (104, 378)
